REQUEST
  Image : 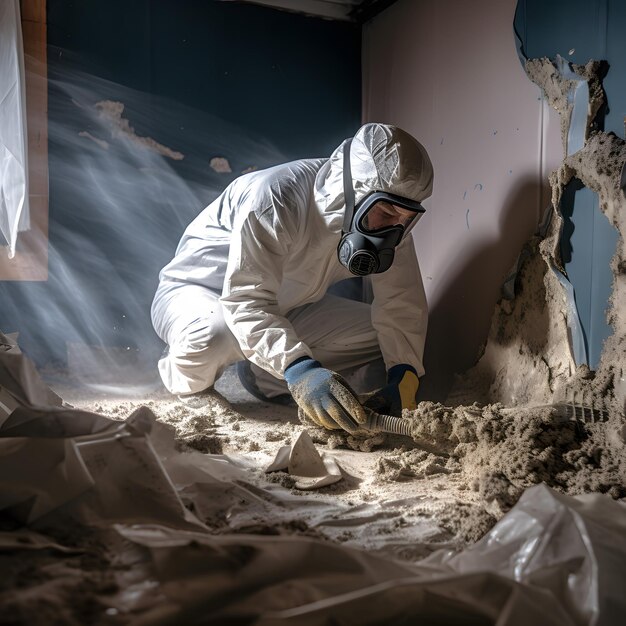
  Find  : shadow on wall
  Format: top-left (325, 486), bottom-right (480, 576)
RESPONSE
top-left (419, 176), bottom-right (546, 402)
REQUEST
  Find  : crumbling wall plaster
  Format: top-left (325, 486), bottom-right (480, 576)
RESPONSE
top-left (525, 57), bottom-right (606, 155)
top-left (449, 51), bottom-right (626, 419)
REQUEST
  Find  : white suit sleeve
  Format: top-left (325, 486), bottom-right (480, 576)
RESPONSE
top-left (220, 207), bottom-right (313, 378)
top-left (369, 236), bottom-right (428, 376)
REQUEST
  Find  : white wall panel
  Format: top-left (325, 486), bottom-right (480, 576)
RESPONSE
top-left (363, 0), bottom-right (562, 397)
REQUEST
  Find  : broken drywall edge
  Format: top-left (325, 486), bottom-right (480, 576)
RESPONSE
top-left (525, 57), bottom-right (606, 157)
top-left (548, 255), bottom-right (587, 366)
top-left (526, 57), bottom-right (612, 368)
top-left (454, 130), bottom-right (626, 409)
top-left (555, 55), bottom-right (588, 156)
top-left (522, 56), bottom-right (608, 367)
top-left (551, 132), bottom-right (626, 406)
top-left (449, 55), bottom-right (626, 412)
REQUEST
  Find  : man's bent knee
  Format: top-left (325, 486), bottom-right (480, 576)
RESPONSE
top-left (159, 318), bottom-right (243, 395)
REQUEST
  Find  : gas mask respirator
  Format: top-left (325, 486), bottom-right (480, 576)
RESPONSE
top-left (337, 139), bottom-right (426, 276)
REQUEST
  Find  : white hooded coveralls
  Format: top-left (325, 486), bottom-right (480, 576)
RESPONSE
top-left (151, 124), bottom-right (433, 395)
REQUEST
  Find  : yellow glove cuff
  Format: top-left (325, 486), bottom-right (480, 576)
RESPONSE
top-left (398, 370), bottom-right (419, 411)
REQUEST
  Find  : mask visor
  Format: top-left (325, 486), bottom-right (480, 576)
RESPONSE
top-left (355, 191), bottom-right (425, 240)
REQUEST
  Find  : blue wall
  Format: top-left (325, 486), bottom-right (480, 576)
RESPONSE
top-left (515, 0), bottom-right (622, 368)
top-left (1, 0), bottom-right (361, 367)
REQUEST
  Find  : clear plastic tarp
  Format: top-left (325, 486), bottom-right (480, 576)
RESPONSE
top-left (0, 0), bottom-right (30, 257)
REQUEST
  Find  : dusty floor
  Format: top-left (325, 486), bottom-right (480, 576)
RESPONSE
top-left (50, 368), bottom-right (469, 560)
top-left (49, 345), bottom-right (626, 560)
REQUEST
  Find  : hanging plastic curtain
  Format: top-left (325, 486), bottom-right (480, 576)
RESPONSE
top-left (0, 0), bottom-right (30, 258)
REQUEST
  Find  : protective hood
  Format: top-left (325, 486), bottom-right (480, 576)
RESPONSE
top-left (314, 123), bottom-right (434, 217)
top-left (315, 123), bottom-right (433, 275)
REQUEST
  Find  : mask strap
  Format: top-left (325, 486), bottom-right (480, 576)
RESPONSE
top-left (342, 139), bottom-right (355, 233)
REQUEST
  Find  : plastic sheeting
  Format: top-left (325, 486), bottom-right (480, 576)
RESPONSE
top-left (0, 0), bottom-right (30, 257)
top-left (0, 332), bottom-right (62, 426)
top-left (1, 339), bottom-right (626, 624)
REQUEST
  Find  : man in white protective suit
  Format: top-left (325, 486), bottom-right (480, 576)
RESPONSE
top-left (151, 123), bottom-right (433, 432)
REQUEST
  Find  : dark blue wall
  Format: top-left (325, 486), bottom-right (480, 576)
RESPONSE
top-left (47, 0), bottom-right (361, 159)
top-left (1, 0), bottom-right (361, 367)
top-left (515, 0), bottom-right (622, 369)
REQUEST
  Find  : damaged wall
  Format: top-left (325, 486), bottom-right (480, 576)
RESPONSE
top-left (441, 44), bottom-right (626, 414)
top-left (515, 0), bottom-right (624, 369)
top-left (362, 0), bottom-right (562, 399)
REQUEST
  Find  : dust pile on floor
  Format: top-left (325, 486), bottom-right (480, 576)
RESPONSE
top-left (396, 401), bottom-right (624, 529)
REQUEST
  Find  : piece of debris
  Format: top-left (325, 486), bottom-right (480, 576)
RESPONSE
top-left (266, 430), bottom-right (342, 489)
top-left (93, 100), bottom-right (184, 160)
top-left (209, 156), bottom-right (232, 173)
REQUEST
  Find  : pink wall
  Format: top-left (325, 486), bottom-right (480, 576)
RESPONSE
top-left (363, 0), bottom-right (562, 398)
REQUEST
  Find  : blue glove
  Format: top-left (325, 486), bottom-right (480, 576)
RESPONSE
top-left (284, 357), bottom-right (366, 432)
top-left (364, 364), bottom-right (419, 416)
